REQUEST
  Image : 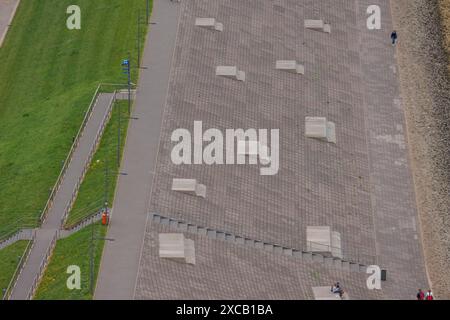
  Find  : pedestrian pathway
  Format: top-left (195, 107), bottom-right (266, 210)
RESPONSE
top-left (0, 229), bottom-right (34, 251)
top-left (0, 0), bottom-right (20, 48)
top-left (94, 0), bottom-right (181, 299)
top-left (9, 93), bottom-right (114, 300)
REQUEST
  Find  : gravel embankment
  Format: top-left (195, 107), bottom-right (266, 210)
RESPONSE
top-left (391, 0), bottom-right (450, 299)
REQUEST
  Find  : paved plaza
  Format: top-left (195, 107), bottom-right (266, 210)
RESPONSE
top-left (136, 222), bottom-right (383, 300)
top-left (100, 0), bottom-right (429, 299)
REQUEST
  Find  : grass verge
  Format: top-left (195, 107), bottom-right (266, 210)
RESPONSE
top-left (0, 0), bottom-right (150, 232)
top-left (64, 100), bottom-right (130, 228)
top-left (35, 98), bottom-right (132, 299)
top-left (34, 222), bottom-right (106, 300)
top-left (30, 0), bottom-right (152, 299)
top-left (35, 101), bottom-right (134, 300)
top-left (0, 240), bottom-right (30, 297)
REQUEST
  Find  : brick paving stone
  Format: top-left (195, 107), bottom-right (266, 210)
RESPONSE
top-left (134, 0), bottom-right (428, 299)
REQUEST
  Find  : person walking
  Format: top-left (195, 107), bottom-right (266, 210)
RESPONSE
top-left (425, 290), bottom-right (434, 300)
top-left (391, 31), bottom-right (398, 45)
top-left (416, 289), bottom-right (425, 300)
top-left (331, 282), bottom-right (342, 294)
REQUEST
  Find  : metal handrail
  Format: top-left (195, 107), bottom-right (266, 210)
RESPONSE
top-left (98, 82), bottom-right (137, 89)
top-left (39, 84), bottom-right (102, 225)
top-left (3, 84), bottom-right (125, 300)
top-left (8, 83), bottom-right (133, 232)
top-left (25, 230), bottom-right (58, 300)
top-left (60, 92), bottom-right (117, 228)
top-left (2, 231), bottom-right (36, 300)
top-left (61, 199), bottom-right (105, 230)
top-left (0, 228), bottom-right (34, 251)
top-left (0, 218), bottom-right (36, 243)
top-left (62, 209), bottom-right (105, 235)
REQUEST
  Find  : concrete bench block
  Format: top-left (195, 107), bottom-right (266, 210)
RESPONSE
top-left (307, 226), bottom-right (342, 258)
top-left (276, 60), bottom-right (305, 75)
top-left (304, 19), bottom-right (324, 30)
top-left (172, 178), bottom-right (206, 198)
top-left (195, 18), bottom-right (224, 32)
top-left (326, 121), bottom-right (337, 144)
top-left (305, 19), bottom-right (331, 34)
top-left (305, 117), bottom-right (328, 140)
top-left (214, 22), bottom-right (223, 32)
top-left (216, 66), bottom-right (246, 82)
top-left (195, 183), bottom-right (207, 198)
top-left (184, 239), bottom-right (196, 265)
top-left (305, 118), bottom-right (338, 144)
top-left (159, 233), bottom-right (195, 265)
top-left (312, 287), bottom-right (342, 300)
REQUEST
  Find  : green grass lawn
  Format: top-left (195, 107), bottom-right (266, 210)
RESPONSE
top-left (0, 240), bottom-right (30, 297)
top-left (34, 222), bottom-right (106, 300)
top-left (35, 99), bottom-right (132, 299)
top-left (0, 0), bottom-right (150, 233)
top-left (64, 100), bottom-right (130, 228)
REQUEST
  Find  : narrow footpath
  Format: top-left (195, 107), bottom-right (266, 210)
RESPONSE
top-left (9, 93), bottom-right (114, 300)
top-left (94, 0), bottom-right (181, 299)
